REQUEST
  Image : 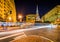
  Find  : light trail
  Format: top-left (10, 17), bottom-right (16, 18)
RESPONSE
top-left (13, 34), bottom-right (27, 40)
top-left (0, 25), bottom-right (57, 36)
top-left (0, 32), bottom-right (25, 40)
top-left (40, 36), bottom-right (54, 42)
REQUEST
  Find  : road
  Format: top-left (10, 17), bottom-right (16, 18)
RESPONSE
top-left (24, 28), bottom-right (60, 42)
top-left (0, 24), bottom-right (59, 42)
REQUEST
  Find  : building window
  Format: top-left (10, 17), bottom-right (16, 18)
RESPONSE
top-left (0, 0), bottom-right (1, 2)
top-left (4, 10), bottom-right (6, 12)
top-left (10, 10), bottom-right (12, 14)
top-left (10, 0), bottom-right (14, 3)
top-left (4, 6), bottom-right (5, 8)
top-left (4, 0), bottom-right (6, 1)
top-left (0, 1), bottom-right (2, 4)
top-left (0, 4), bottom-right (2, 8)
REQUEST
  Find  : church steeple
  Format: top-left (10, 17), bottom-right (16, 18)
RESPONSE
top-left (36, 5), bottom-right (40, 21)
top-left (36, 5), bottom-right (39, 15)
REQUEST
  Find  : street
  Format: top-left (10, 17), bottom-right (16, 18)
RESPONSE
top-left (0, 24), bottom-right (59, 42)
top-left (0, 0), bottom-right (60, 42)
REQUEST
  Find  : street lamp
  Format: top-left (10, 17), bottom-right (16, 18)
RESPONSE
top-left (18, 14), bottom-right (23, 22)
top-left (9, 17), bottom-right (12, 22)
top-left (18, 15), bottom-right (22, 19)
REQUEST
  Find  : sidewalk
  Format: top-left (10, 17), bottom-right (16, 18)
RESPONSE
top-left (0, 27), bottom-right (20, 32)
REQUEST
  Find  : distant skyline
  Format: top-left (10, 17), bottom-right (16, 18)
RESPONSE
top-left (14, 0), bottom-right (60, 17)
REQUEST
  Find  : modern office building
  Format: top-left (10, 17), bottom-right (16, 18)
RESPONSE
top-left (0, 0), bottom-right (16, 22)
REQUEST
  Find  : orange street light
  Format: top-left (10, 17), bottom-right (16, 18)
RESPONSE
top-left (18, 14), bottom-right (23, 22)
top-left (9, 17), bottom-right (12, 21)
top-left (18, 14), bottom-right (23, 19)
top-left (18, 15), bottom-right (22, 18)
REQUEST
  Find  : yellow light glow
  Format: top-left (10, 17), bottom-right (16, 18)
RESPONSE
top-left (18, 15), bottom-right (23, 19)
top-left (9, 17), bottom-right (12, 20)
top-left (19, 16), bottom-right (22, 18)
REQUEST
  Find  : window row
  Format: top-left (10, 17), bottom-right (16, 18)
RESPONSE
top-left (0, 1), bottom-right (3, 4)
top-left (4, 10), bottom-right (12, 14)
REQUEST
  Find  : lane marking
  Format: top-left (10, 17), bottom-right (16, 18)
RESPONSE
top-left (13, 32), bottom-right (27, 40)
top-left (0, 32), bottom-right (25, 40)
top-left (14, 34), bottom-right (27, 40)
top-left (40, 36), bottom-right (54, 42)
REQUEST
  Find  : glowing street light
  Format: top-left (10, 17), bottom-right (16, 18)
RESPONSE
top-left (18, 15), bottom-right (22, 19)
top-left (9, 17), bottom-right (12, 21)
top-left (18, 14), bottom-right (23, 22)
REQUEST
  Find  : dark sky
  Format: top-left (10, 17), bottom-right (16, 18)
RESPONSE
top-left (14, 0), bottom-right (60, 17)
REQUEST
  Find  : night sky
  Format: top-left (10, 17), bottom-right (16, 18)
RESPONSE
top-left (14, 0), bottom-right (60, 18)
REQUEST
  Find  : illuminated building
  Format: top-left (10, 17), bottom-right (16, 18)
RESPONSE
top-left (54, 18), bottom-right (60, 24)
top-left (26, 5), bottom-right (41, 23)
top-left (0, 0), bottom-right (16, 22)
top-left (26, 14), bottom-right (36, 23)
top-left (41, 5), bottom-right (60, 23)
top-left (0, 0), bottom-right (4, 21)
